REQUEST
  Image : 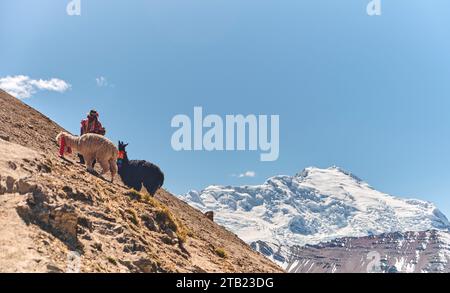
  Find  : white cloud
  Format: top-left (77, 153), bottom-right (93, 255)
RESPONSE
top-left (30, 78), bottom-right (70, 92)
top-left (232, 171), bottom-right (256, 178)
top-left (0, 75), bottom-right (71, 99)
top-left (96, 76), bottom-right (108, 87)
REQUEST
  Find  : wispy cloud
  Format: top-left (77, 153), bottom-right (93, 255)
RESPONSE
top-left (0, 75), bottom-right (71, 99)
top-left (232, 171), bottom-right (256, 178)
top-left (96, 76), bottom-right (114, 88)
top-left (96, 76), bottom-right (108, 87)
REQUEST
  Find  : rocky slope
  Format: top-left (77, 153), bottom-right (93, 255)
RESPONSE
top-left (0, 89), bottom-right (282, 273)
top-left (256, 230), bottom-right (450, 273)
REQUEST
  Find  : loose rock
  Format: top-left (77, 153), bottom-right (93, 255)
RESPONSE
top-left (15, 179), bottom-right (37, 195)
top-left (204, 211), bottom-right (214, 222)
top-left (6, 176), bottom-right (15, 193)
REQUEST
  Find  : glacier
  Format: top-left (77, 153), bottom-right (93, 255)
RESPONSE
top-left (179, 166), bottom-right (450, 248)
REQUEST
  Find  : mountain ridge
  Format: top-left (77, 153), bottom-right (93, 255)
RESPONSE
top-left (255, 229), bottom-right (450, 273)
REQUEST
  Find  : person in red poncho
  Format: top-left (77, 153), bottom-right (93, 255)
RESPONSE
top-left (78, 109), bottom-right (106, 164)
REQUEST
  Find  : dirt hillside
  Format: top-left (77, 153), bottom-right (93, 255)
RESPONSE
top-left (0, 89), bottom-right (283, 273)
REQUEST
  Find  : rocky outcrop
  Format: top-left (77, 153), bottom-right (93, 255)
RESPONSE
top-left (204, 211), bottom-right (214, 221)
top-left (0, 176), bottom-right (6, 195)
top-left (17, 195), bottom-right (80, 249)
top-left (6, 176), bottom-right (15, 193)
top-left (0, 133), bottom-right (9, 142)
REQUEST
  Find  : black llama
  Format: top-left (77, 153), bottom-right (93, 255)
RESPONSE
top-left (117, 141), bottom-right (165, 196)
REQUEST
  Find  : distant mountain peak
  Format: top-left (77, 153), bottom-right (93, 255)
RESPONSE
top-left (179, 167), bottom-right (450, 249)
top-left (295, 166), bottom-right (365, 184)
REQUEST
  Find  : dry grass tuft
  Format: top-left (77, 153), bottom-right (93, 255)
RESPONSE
top-left (215, 247), bottom-right (228, 259)
top-left (125, 189), bottom-right (189, 243)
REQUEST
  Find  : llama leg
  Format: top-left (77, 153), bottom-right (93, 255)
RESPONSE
top-left (84, 156), bottom-right (94, 172)
top-left (78, 154), bottom-right (85, 164)
top-left (143, 180), bottom-right (158, 197)
top-left (99, 160), bottom-right (110, 175)
top-left (129, 181), bottom-right (143, 192)
top-left (109, 159), bottom-right (117, 183)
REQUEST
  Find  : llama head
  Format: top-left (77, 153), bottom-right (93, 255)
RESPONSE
top-left (118, 141), bottom-right (129, 152)
top-left (56, 132), bottom-right (73, 156)
top-left (56, 132), bottom-right (65, 145)
top-left (117, 141), bottom-right (129, 168)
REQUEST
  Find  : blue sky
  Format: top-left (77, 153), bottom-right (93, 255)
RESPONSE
top-left (2, 0), bottom-right (450, 216)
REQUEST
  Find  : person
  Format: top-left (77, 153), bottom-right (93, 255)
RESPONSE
top-left (78, 109), bottom-right (106, 164)
top-left (81, 109), bottom-right (106, 136)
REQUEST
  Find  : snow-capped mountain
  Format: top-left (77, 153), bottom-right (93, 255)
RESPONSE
top-left (180, 167), bottom-right (450, 248)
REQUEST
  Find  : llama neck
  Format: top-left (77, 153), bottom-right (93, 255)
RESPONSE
top-left (123, 153), bottom-right (130, 164)
top-left (64, 134), bottom-right (80, 151)
top-left (118, 152), bottom-right (130, 166)
top-left (118, 153), bottom-right (129, 173)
